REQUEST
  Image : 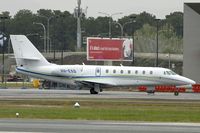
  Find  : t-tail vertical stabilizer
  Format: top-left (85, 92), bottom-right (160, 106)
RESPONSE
top-left (10, 35), bottom-right (50, 67)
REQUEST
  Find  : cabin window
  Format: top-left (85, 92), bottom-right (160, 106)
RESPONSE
top-left (135, 70), bottom-right (138, 74)
top-left (120, 70), bottom-right (124, 74)
top-left (150, 71), bottom-right (153, 74)
top-left (97, 69), bottom-right (100, 73)
top-left (143, 71), bottom-right (145, 74)
top-left (164, 71), bottom-right (166, 75)
top-left (128, 70), bottom-right (131, 74)
top-left (106, 69), bottom-right (109, 73)
top-left (113, 70), bottom-right (116, 74)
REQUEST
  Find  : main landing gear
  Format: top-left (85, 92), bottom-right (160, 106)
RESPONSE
top-left (90, 84), bottom-right (102, 94)
top-left (90, 88), bottom-right (98, 94)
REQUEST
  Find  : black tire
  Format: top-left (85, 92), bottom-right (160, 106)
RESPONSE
top-left (90, 88), bottom-right (98, 94)
top-left (147, 90), bottom-right (155, 94)
top-left (174, 91), bottom-right (179, 96)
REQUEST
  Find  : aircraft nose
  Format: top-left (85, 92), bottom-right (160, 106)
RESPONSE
top-left (184, 77), bottom-right (196, 85)
top-left (189, 79), bottom-right (196, 85)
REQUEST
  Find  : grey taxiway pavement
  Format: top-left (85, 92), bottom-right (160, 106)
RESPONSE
top-left (1, 89), bottom-right (200, 133)
top-left (0, 88), bottom-right (200, 100)
top-left (0, 119), bottom-right (200, 133)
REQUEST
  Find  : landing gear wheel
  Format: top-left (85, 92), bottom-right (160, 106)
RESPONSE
top-left (147, 90), bottom-right (155, 94)
top-left (90, 88), bottom-right (98, 94)
top-left (174, 91), bottom-right (179, 96)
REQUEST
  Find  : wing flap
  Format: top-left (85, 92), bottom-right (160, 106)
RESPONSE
top-left (75, 78), bottom-right (117, 88)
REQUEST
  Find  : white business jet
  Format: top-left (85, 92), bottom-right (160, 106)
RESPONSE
top-left (10, 35), bottom-right (195, 94)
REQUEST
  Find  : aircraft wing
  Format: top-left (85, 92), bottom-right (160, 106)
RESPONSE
top-left (75, 78), bottom-right (116, 88)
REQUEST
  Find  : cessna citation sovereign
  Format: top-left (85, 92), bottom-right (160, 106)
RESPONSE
top-left (10, 35), bottom-right (196, 94)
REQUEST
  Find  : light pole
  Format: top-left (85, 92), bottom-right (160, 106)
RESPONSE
top-left (130, 16), bottom-right (137, 66)
top-left (155, 19), bottom-right (160, 67)
top-left (0, 16), bottom-right (8, 84)
top-left (113, 22), bottom-right (123, 37)
top-left (33, 22), bottom-right (46, 52)
top-left (166, 53), bottom-right (171, 69)
top-left (74, 0), bottom-right (83, 51)
top-left (114, 20), bottom-right (135, 37)
top-left (123, 21), bottom-right (135, 36)
top-left (98, 12), bottom-right (123, 38)
top-left (38, 15), bottom-right (55, 52)
top-left (46, 37), bottom-right (52, 52)
top-left (53, 17), bottom-right (56, 63)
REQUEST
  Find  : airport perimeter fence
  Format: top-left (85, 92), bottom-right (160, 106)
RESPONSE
top-left (0, 74), bottom-right (69, 90)
top-left (0, 74), bottom-right (33, 89)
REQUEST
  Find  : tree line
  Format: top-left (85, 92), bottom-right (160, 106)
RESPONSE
top-left (0, 9), bottom-right (183, 53)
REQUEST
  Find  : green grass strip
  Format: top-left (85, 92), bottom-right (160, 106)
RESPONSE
top-left (0, 99), bottom-right (200, 122)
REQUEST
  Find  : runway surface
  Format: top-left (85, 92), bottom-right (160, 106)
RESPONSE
top-left (0, 119), bottom-right (200, 133)
top-left (0, 89), bottom-right (200, 100)
top-left (0, 89), bottom-right (200, 133)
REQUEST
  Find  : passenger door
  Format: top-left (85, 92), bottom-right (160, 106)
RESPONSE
top-left (95, 67), bottom-right (101, 77)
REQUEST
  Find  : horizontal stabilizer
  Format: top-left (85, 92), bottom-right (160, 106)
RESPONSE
top-left (16, 57), bottom-right (40, 60)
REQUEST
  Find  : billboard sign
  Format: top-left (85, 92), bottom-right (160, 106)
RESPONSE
top-left (87, 37), bottom-right (133, 61)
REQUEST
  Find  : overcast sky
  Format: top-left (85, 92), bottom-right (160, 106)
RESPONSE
top-left (0, 0), bottom-right (199, 19)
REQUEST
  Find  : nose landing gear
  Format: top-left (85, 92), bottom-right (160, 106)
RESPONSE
top-left (174, 91), bottom-right (179, 96)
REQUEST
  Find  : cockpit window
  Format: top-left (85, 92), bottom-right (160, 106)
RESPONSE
top-left (166, 71), bottom-right (171, 75)
top-left (165, 71), bottom-right (177, 75)
top-left (170, 71), bottom-right (176, 75)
